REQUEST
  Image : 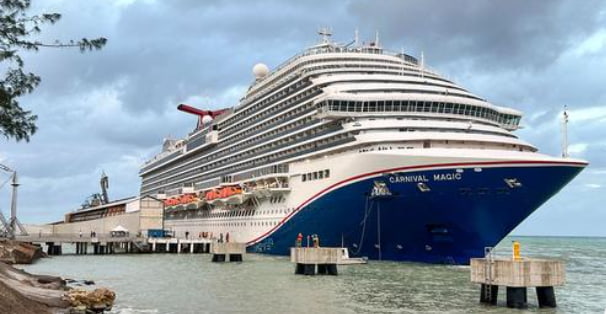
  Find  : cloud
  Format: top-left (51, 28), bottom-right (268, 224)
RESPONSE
top-left (348, 0), bottom-right (605, 71)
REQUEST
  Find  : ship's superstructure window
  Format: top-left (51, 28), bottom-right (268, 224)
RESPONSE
top-left (323, 100), bottom-right (521, 129)
top-left (302, 169), bottom-right (330, 182)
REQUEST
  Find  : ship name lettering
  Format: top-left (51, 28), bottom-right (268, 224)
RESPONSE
top-left (433, 173), bottom-right (462, 181)
top-left (389, 175), bottom-right (429, 183)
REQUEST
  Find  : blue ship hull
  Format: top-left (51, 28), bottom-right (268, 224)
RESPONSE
top-left (249, 163), bottom-right (584, 264)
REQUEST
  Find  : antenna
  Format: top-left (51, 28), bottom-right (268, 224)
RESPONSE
top-left (420, 51), bottom-right (425, 79)
top-left (561, 106), bottom-right (569, 158)
top-left (401, 46), bottom-right (405, 76)
top-left (318, 27), bottom-right (332, 44)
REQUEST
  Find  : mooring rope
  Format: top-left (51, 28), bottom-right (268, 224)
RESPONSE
top-left (352, 195), bottom-right (374, 255)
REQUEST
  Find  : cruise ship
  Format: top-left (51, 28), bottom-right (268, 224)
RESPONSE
top-left (140, 31), bottom-right (587, 264)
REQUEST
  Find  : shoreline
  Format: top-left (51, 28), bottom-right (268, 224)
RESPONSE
top-left (0, 241), bottom-right (116, 314)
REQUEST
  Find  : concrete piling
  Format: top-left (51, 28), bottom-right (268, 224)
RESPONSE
top-left (536, 286), bottom-right (557, 308)
top-left (471, 257), bottom-right (564, 309)
top-left (76, 242), bottom-right (88, 255)
top-left (212, 254), bottom-right (226, 262)
top-left (46, 242), bottom-right (62, 255)
top-left (506, 287), bottom-right (528, 309)
top-left (211, 242), bottom-right (246, 262)
top-left (479, 284), bottom-right (498, 305)
top-left (290, 247), bottom-right (341, 276)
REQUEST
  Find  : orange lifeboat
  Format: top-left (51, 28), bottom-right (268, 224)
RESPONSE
top-left (203, 186), bottom-right (242, 202)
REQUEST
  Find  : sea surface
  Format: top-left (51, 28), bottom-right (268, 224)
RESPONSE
top-left (22, 236), bottom-right (606, 314)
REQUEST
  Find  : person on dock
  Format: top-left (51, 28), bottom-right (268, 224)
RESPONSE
top-left (79, 230), bottom-right (82, 238)
top-left (185, 231), bottom-right (190, 239)
top-left (312, 234), bottom-right (320, 248)
top-left (226, 232), bottom-right (230, 243)
top-left (295, 233), bottom-right (303, 247)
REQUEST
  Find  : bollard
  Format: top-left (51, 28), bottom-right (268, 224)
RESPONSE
top-left (512, 241), bottom-right (521, 261)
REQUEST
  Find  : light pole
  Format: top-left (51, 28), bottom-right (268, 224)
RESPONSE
top-left (0, 163), bottom-right (27, 239)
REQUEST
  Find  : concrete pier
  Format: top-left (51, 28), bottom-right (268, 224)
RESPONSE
top-left (471, 257), bottom-right (564, 308)
top-left (22, 233), bottom-right (220, 257)
top-left (290, 247), bottom-right (341, 275)
top-left (23, 233), bottom-right (142, 256)
top-left (148, 238), bottom-right (212, 254)
top-left (211, 242), bottom-right (246, 262)
top-left (45, 242), bottom-right (62, 256)
top-left (75, 242), bottom-right (88, 255)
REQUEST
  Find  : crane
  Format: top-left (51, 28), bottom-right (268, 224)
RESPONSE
top-left (100, 171), bottom-right (109, 204)
top-left (80, 172), bottom-right (110, 209)
top-left (0, 163), bottom-right (27, 239)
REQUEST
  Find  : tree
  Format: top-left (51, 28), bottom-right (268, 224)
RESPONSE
top-left (0, 0), bottom-right (107, 142)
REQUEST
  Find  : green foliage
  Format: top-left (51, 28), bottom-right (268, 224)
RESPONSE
top-left (0, 0), bottom-right (107, 142)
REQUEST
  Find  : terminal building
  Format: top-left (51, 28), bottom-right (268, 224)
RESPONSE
top-left (47, 195), bottom-right (164, 236)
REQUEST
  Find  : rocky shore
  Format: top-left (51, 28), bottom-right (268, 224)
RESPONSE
top-left (0, 240), bottom-right (44, 264)
top-left (0, 241), bottom-right (115, 314)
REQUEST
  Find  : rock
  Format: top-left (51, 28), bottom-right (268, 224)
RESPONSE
top-left (91, 303), bottom-right (109, 312)
top-left (0, 240), bottom-right (44, 264)
top-left (65, 278), bottom-right (96, 287)
top-left (64, 287), bottom-right (116, 312)
top-left (0, 261), bottom-right (70, 308)
top-left (73, 305), bottom-right (87, 313)
top-left (0, 261), bottom-right (116, 313)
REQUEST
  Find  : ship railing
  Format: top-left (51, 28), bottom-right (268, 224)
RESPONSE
top-left (224, 86), bottom-right (319, 139)
top-left (270, 45), bottom-right (421, 82)
top-left (17, 232), bottom-right (143, 243)
top-left (232, 164), bottom-right (289, 182)
top-left (221, 115), bottom-right (318, 156)
top-left (318, 102), bottom-right (520, 130)
top-left (165, 187), bottom-right (182, 197)
top-left (194, 178), bottom-right (222, 191)
top-left (245, 44), bottom-right (424, 106)
top-left (182, 133), bottom-right (354, 195)
top-left (140, 149), bottom-right (183, 173)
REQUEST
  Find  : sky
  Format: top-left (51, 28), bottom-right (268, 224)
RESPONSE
top-left (1, 0), bottom-right (605, 236)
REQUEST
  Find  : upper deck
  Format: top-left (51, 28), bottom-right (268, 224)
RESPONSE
top-left (139, 31), bottom-right (525, 187)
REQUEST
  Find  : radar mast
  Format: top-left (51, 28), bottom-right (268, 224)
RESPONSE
top-left (318, 27), bottom-right (332, 44)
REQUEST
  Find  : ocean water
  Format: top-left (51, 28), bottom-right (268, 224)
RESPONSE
top-left (22, 236), bottom-right (606, 314)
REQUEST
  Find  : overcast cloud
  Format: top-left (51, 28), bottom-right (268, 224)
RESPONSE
top-left (1, 0), bottom-right (605, 236)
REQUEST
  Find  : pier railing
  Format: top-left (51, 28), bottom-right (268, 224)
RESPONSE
top-left (16, 233), bottom-right (144, 243)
